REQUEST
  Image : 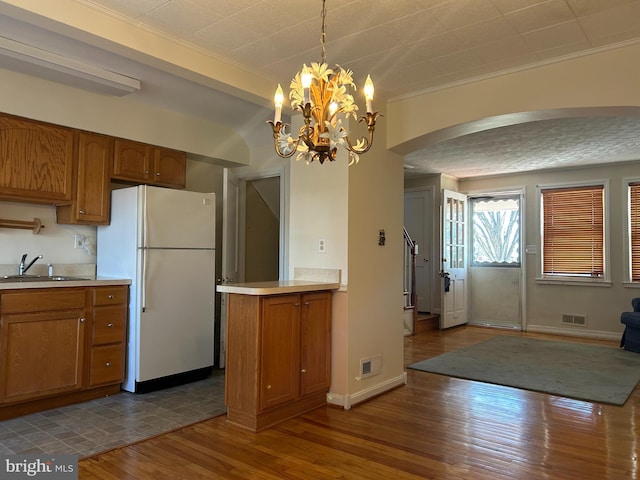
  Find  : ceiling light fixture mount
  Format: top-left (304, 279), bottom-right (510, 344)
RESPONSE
top-left (268, 0), bottom-right (380, 165)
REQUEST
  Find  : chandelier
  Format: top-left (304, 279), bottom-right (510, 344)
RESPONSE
top-left (268, 0), bottom-right (380, 165)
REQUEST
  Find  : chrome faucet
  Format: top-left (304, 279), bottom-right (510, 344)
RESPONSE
top-left (19, 254), bottom-right (43, 275)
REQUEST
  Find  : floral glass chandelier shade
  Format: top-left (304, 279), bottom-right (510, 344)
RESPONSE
top-left (268, 0), bottom-right (380, 165)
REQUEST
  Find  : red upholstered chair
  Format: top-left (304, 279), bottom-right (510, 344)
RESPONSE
top-left (620, 298), bottom-right (640, 353)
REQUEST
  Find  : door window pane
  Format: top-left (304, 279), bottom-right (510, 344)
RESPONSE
top-left (445, 197), bottom-right (465, 268)
top-left (471, 196), bottom-right (520, 266)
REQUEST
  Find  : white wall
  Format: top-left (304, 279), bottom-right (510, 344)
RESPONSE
top-left (0, 201), bottom-right (95, 269)
top-left (387, 42), bottom-right (640, 153)
top-left (0, 67), bottom-right (250, 164)
top-left (286, 112), bottom-right (405, 407)
top-left (289, 154), bottom-right (349, 282)
top-left (345, 120), bottom-right (405, 404)
top-left (459, 160), bottom-right (640, 339)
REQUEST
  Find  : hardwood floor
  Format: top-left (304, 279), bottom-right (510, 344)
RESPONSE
top-left (79, 326), bottom-right (639, 479)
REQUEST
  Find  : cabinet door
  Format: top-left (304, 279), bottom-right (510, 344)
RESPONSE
top-left (300, 292), bottom-right (332, 397)
top-left (0, 311), bottom-right (86, 404)
top-left (57, 132), bottom-right (112, 224)
top-left (0, 113), bottom-right (74, 203)
top-left (112, 138), bottom-right (151, 182)
top-left (259, 295), bottom-right (301, 411)
top-left (153, 147), bottom-right (186, 188)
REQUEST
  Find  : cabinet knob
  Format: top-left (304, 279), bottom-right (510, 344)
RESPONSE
top-left (301, 369), bottom-right (307, 373)
top-left (294, 303), bottom-right (300, 307)
top-left (79, 317), bottom-right (86, 323)
top-left (156, 172), bottom-right (160, 176)
top-left (108, 294), bottom-right (114, 299)
top-left (304, 301), bottom-right (310, 306)
top-left (145, 170), bottom-right (149, 174)
top-left (79, 210), bottom-right (85, 215)
top-left (107, 323), bottom-right (114, 328)
top-left (105, 362), bottom-right (112, 367)
top-left (266, 384), bottom-right (272, 390)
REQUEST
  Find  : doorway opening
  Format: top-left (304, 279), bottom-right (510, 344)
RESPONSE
top-left (468, 192), bottom-right (523, 329)
top-left (243, 177), bottom-right (280, 282)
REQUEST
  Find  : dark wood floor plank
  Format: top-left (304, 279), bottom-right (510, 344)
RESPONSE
top-left (79, 326), bottom-right (638, 479)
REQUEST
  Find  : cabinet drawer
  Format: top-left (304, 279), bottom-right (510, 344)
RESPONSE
top-left (92, 305), bottom-right (126, 345)
top-left (89, 344), bottom-right (124, 387)
top-left (93, 286), bottom-right (127, 306)
top-left (0, 289), bottom-right (86, 314)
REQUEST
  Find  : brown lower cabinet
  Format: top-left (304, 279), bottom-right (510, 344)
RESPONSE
top-left (0, 285), bottom-right (128, 420)
top-left (225, 290), bottom-right (331, 431)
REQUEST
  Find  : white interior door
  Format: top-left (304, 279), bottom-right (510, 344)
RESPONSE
top-left (441, 189), bottom-right (468, 329)
top-left (219, 168), bottom-right (239, 369)
top-left (404, 189), bottom-right (433, 313)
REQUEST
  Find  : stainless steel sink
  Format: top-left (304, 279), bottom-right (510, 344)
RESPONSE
top-left (0, 275), bottom-right (88, 283)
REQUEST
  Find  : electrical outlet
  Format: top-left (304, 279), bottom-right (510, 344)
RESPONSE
top-left (74, 234), bottom-right (86, 249)
top-left (318, 238), bottom-right (327, 254)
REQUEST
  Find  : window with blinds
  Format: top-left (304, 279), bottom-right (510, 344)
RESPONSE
top-left (541, 185), bottom-right (604, 277)
top-left (630, 183), bottom-right (640, 281)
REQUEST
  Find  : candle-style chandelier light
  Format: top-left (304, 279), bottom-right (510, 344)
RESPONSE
top-left (268, 0), bottom-right (380, 165)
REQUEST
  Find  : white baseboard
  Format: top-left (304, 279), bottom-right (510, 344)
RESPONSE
top-left (526, 324), bottom-right (622, 342)
top-left (327, 373), bottom-right (407, 410)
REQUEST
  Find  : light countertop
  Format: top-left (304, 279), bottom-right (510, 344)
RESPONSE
top-left (0, 277), bottom-right (131, 290)
top-left (217, 280), bottom-right (339, 295)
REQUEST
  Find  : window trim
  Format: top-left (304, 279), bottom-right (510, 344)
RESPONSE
top-left (536, 180), bottom-right (610, 285)
top-left (623, 177), bottom-right (640, 287)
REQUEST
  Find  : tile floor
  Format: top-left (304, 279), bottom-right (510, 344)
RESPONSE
top-left (0, 371), bottom-right (226, 458)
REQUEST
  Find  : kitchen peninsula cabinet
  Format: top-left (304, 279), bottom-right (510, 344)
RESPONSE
top-left (219, 281), bottom-right (337, 432)
top-left (56, 132), bottom-right (113, 225)
top-left (113, 138), bottom-right (186, 188)
top-left (0, 282), bottom-right (129, 420)
top-left (0, 112), bottom-right (74, 203)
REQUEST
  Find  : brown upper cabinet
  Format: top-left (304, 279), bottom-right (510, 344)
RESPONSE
top-left (113, 138), bottom-right (186, 188)
top-left (56, 132), bottom-right (113, 225)
top-left (0, 112), bottom-right (187, 222)
top-left (0, 113), bottom-right (74, 203)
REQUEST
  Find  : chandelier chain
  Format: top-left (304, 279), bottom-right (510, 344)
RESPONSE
top-left (320, 0), bottom-right (327, 65)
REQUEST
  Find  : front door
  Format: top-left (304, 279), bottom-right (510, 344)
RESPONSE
top-left (441, 189), bottom-right (468, 329)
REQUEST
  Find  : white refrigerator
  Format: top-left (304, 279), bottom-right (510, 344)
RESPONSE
top-left (97, 185), bottom-right (216, 393)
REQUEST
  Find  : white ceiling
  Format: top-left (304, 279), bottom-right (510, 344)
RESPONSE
top-left (1, 0), bottom-right (640, 178)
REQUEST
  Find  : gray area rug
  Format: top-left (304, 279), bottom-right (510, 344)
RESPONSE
top-left (408, 336), bottom-right (640, 405)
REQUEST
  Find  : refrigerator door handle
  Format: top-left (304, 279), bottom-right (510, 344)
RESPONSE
top-left (142, 186), bottom-right (149, 248)
top-left (141, 186), bottom-right (148, 313)
top-left (141, 247), bottom-right (147, 312)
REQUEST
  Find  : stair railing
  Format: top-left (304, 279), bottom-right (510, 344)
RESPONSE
top-left (403, 227), bottom-right (418, 335)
